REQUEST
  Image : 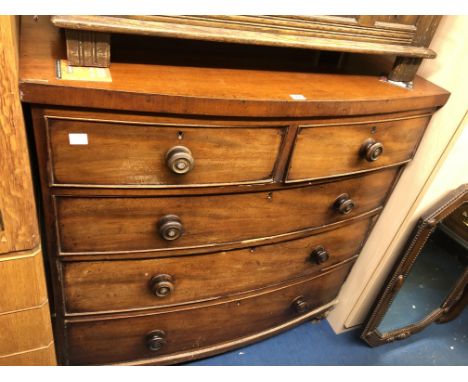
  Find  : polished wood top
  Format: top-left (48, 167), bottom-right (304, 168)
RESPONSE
top-left (19, 16), bottom-right (449, 117)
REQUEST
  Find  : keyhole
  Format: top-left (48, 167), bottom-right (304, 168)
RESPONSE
top-left (177, 131), bottom-right (184, 140)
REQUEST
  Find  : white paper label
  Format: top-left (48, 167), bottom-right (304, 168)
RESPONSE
top-left (68, 133), bottom-right (88, 145)
top-left (289, 94), bottom-right (306, 100)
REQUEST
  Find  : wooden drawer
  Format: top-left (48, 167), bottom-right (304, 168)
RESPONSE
top-left (63, 217), bottom-right (373, 314)
top-left (56, 167), bottom-right (398, 255)
top-left (46, 117), bottom-right (284, 187)
top-left (287, 114), bottom-right (431, 182)
top-left (66, 261), bottom-right (353, 365)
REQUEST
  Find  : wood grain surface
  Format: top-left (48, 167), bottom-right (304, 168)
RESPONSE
top-left (0, 304), bottom-right (53, 357)
top-left (19, 16), bottom-right (449, 117)
top-left (0, 16), bottom-right (39, 253)
top-left (66, 261), bottom-right (353, 365)
top-left (0, 16), bottom-right (56, 366)
top-left (0, 343), bottom-right (56, 366)
top-left (287, 113), bottom-right (432, 181)
top-left (19, 15), bottom-right (450, 366)
top-left (63, 217), bottom-right (372, 314)
top-left (47, 117), bottom-right (284, 186)
top-left (55, 168), bottom-right (398, 255)
top-left (50, 15), bottom-right (436, 59)
top-left (0, 248), bottom-right (48, 313)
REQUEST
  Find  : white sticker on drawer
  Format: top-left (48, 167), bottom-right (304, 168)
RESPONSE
top-left (289, 94), bottom-right (306, 100)
top-left (68, 133), bottom-right (88, 145)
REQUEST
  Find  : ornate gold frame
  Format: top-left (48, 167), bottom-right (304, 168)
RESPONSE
top-left (361, 184), bottom-right (468, 346)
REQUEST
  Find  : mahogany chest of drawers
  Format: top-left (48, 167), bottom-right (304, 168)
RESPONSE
top-left (19, 17), bottom-right (449, 365)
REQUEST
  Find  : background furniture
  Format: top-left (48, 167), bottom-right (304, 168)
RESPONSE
top-left (328, 16), bottom-right (468, 333)
top-left (51, 15), bottom-right (441, 83)
top-left (362, 184), bottom-right (467, 346)
top-left (0, 15), bottom-right (56, 366)
top-left (20, 16), bottom-right (448, 365)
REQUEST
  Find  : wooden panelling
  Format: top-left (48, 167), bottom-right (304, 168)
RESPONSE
top-left (0, 15), bottom-right (56, 366)
top-left (56, 168), bottom-right (397, 255)
top-left (0, 16), bottom-right (39, 254)
top-left (0, 304), bottom-right (53, 357)
top-left (0, 248), bottom-right (48, 313)
top-left (47, 118), bottom-right (284, 187)
top-left (66, 262), bottom-right (353, 365)
top-left (287, 114), bottom-right (431, 182)
top-left (0, 343), bottom-right (56, 366)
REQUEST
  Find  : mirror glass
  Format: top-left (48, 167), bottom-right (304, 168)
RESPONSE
top-left (377, 202), bottom-right (468, 334)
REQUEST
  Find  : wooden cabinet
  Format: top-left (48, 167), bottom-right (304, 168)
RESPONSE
top-left (19, 16), bottom-right (449, 365)
top-left (0, 16), bottom-right (56, 366)
top-left (51, 15), bottom-right (441, 82)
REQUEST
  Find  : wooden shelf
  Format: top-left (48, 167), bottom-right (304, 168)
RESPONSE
top-left (49, 15), bottom-right (441, 82)
top-left (51, 15), bottom-right (437, 59)
top-left (19, 16), bottom-right (449, 118)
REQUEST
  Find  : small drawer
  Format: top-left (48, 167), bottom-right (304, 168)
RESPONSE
top-left (63, 217), bottom-right (373, 314)
top-left (46, 117), bottom-right (284, 187)
top-left (66, 261), bottom-right (353, 365)
top-left (286, 114), bottom-right (431, 182)
top-left (56, 167), bottom-right (398, 255)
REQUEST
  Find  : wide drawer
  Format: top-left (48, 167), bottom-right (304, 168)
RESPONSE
top-left (63, 217), bottom-right (372, 314)
top-left (56, 167), bottom-right (398, 255)
top-left (287, 114), bottom-right (431, 182)
top-left (66, 261), bottom-right (353, 365)
top-left (46, 117), bottom-right (284, 187)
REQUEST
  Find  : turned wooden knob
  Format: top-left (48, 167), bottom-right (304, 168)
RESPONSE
top-left (311, 246), bottom-right (330, 264)
top-left (334, 193), bottom-right (355, 215)
top-left (150, 274), bottom-right (175, 298)
top-left (293, 296), bottom-right (309, 313)
top-left (158, 214), bottom-right (184, 241)
top-left (361, 138), bottom-right (384, 162)
top-left (165, 146), bottom-right (194, 174)
top-left (146, 330), bottom-right (167, 352)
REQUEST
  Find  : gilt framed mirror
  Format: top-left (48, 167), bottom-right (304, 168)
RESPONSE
top-left (361, 184), bottom-right (468, 346)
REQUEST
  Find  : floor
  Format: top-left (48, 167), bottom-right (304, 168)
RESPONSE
top-left (187, 308), bottom-right (468, 365)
